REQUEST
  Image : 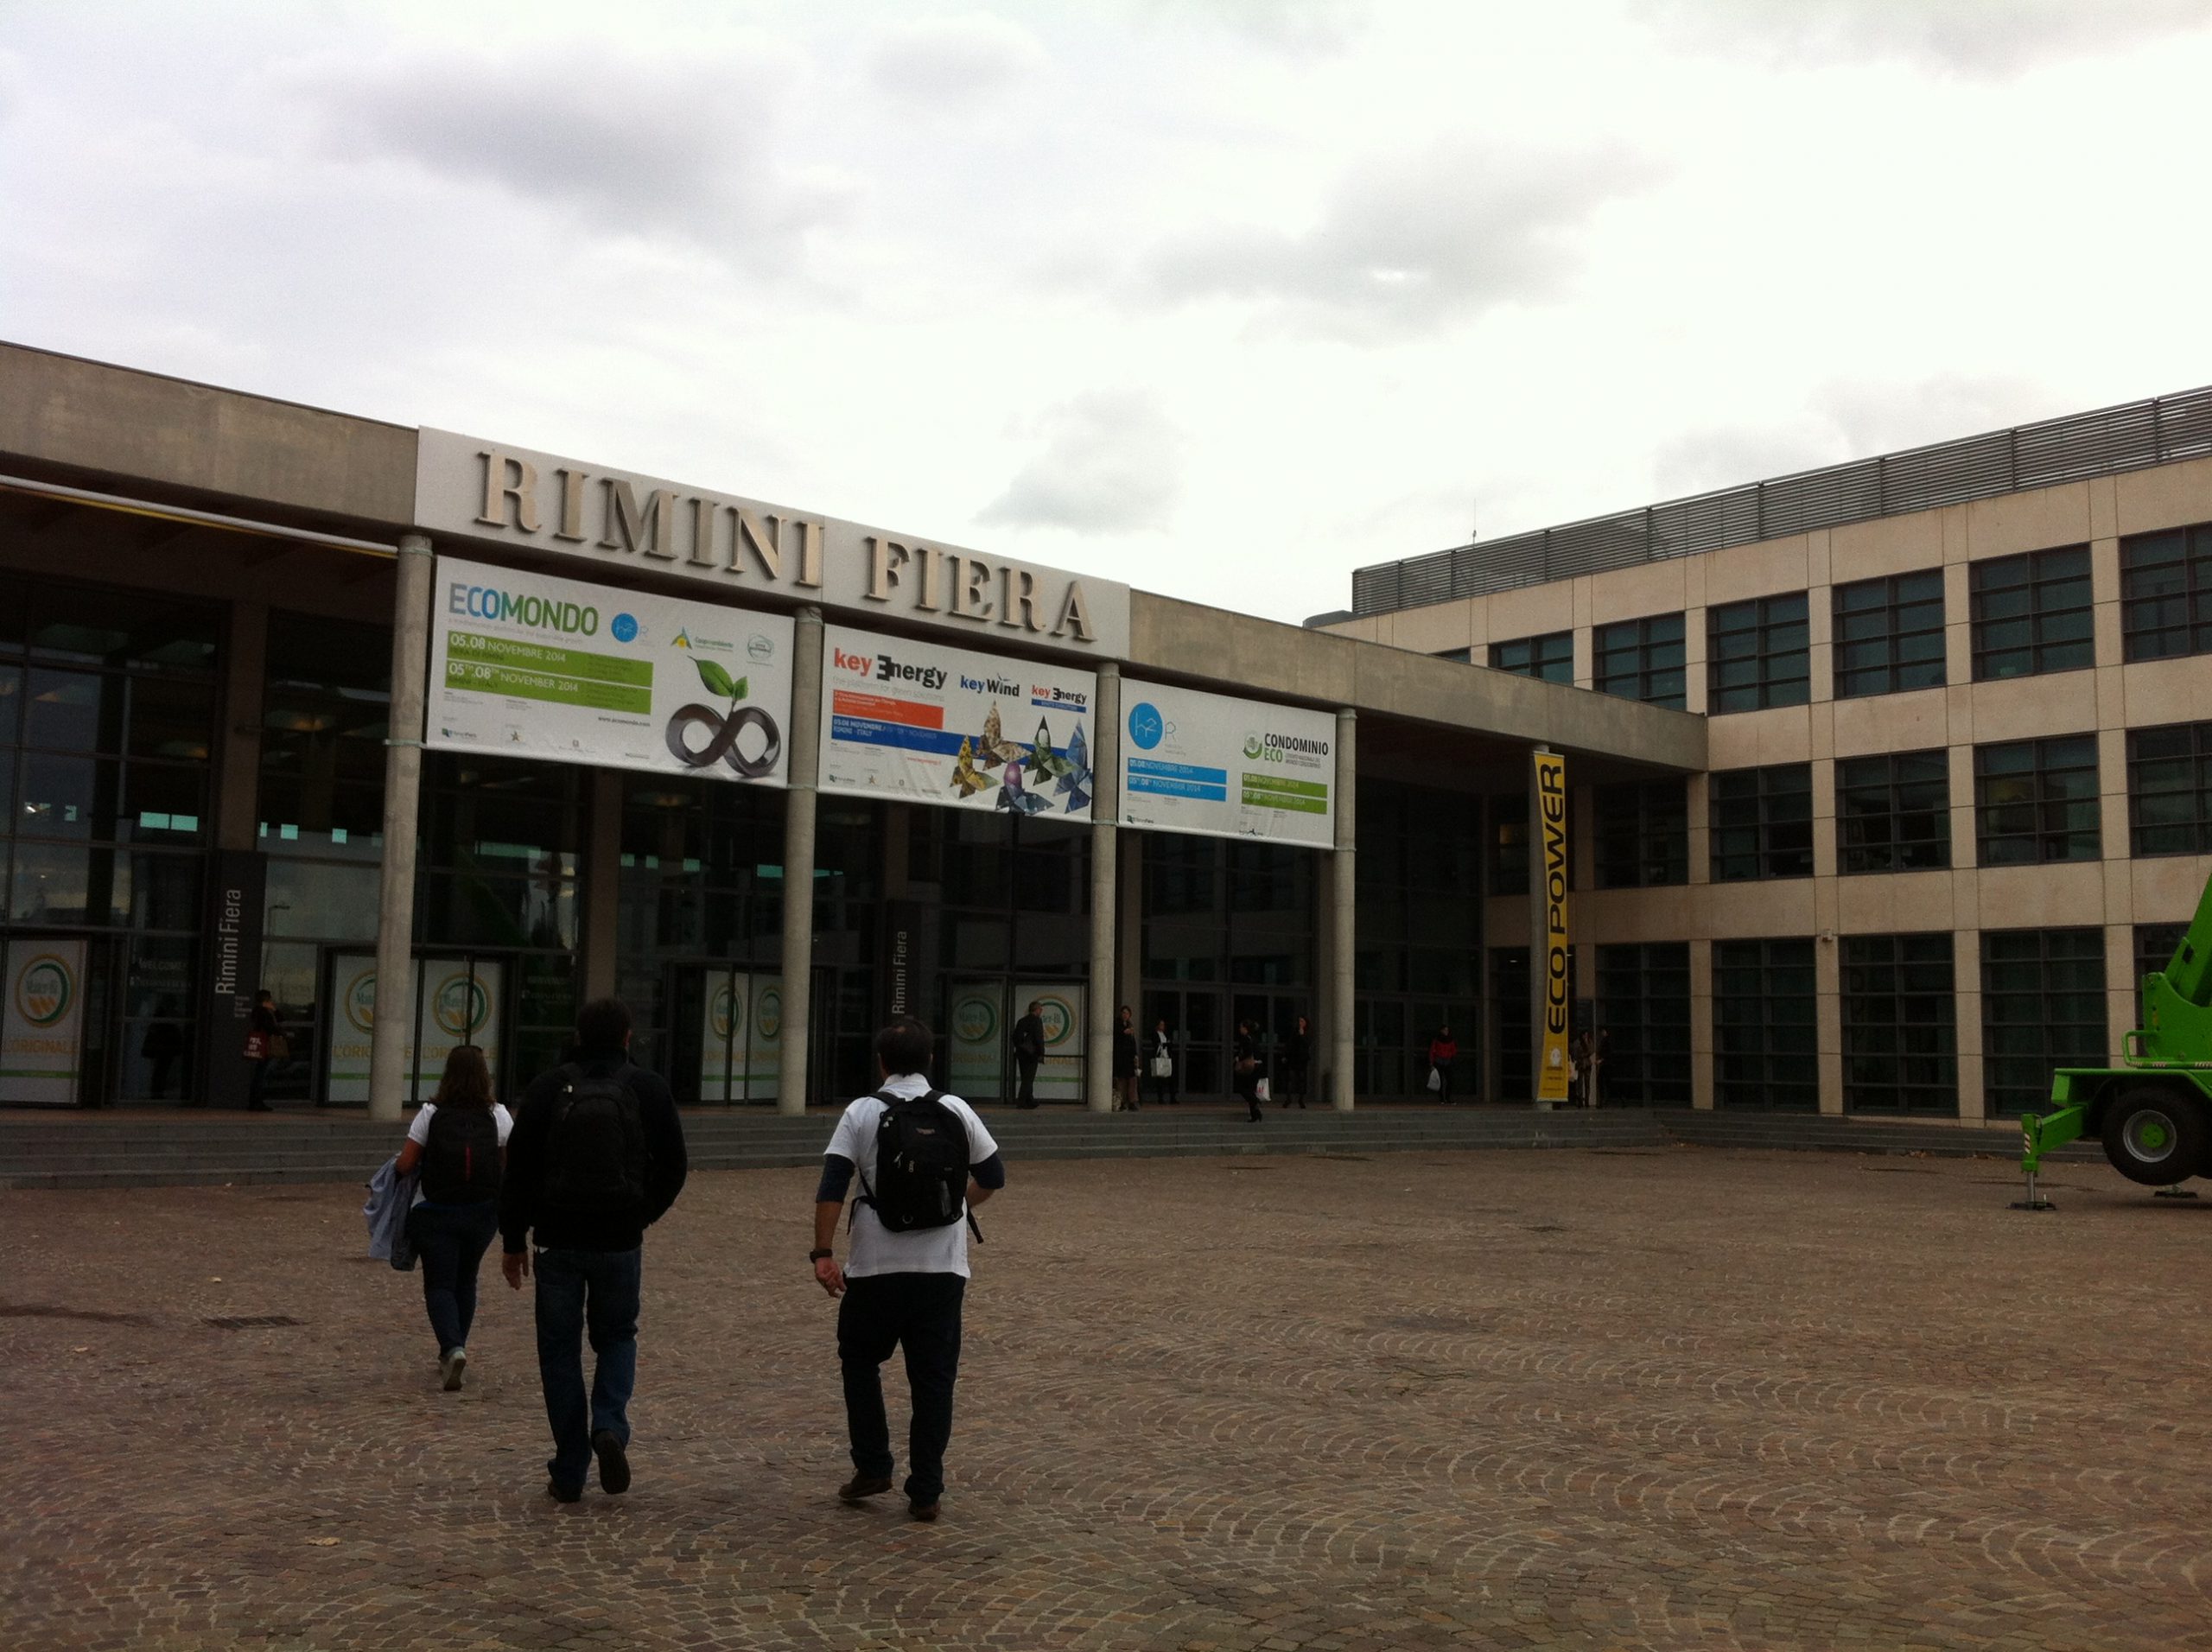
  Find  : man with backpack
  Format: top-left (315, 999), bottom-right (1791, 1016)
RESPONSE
top-left (499, 998), bottom-right (688, 1503)
top-left (811, 1017), bottom-right (1006, 1523)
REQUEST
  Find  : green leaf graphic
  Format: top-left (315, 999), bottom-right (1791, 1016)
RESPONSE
top-left (731, 676), bottom-right (748, 702)
top-left (695, 658), bottom-right (739, 699)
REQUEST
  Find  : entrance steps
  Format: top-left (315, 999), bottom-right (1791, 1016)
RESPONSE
top-left (0, 1105), bottom-right (2088, 1191)
top-left (0, 1106), bottom-right (1666, 1190)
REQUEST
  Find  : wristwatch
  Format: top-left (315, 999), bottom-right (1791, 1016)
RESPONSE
top-left (809, 1248), bottom-right (834, 1262)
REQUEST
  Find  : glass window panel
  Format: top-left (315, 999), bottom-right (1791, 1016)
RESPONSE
top-left (30, 584), bottom-right (219, 671)
top-left (24, 668), bottom-right (111, 752)
top-left (16, 753), bottom-right (106, 839)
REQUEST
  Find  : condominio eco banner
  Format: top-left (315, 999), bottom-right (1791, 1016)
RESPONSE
top-left (1119, 680), bottom-right (1335, 848)
top-left (425, 556), bottom-right (794, 785)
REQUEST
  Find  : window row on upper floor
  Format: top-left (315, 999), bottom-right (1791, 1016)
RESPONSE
top-left (1588, 717), bottom-right (2212, 887)
top-left (1467, 519), bottom-right (2212, 711)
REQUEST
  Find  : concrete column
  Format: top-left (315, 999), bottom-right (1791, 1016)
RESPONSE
top-left (1116, 828), bottom-right (1142, 1021)
top-left (366, 534), bottom-right (433, 1124)
top-left (1086, 664), bottom-right (1121, 1113)
top-left (214, 600), bottom-right (268, 853)
top-left (778, 606), bottom-right (824, 1116)
top-left (582, 770), bottom-right (623, 1001)
top-left (1331, 708), bottom-right (1357, 1110)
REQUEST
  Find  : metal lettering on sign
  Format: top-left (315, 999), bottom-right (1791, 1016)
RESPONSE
top-left (414, 431), bottom-right (1132, 658)
top-left (1534, 753), bottom-right (1572, 1104)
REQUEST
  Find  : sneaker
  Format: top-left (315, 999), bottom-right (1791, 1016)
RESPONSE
top-left (837, 1473), bottom-right (893, 1503)
top-left (441, 1349), bottom-right (466, 1392)
top-left (546, 1477), bottom-right (582, 1503)
top-left (592, 1428), bottom-right (631, 1496)
top-left (910, 1500), bottom-right (940, 1522)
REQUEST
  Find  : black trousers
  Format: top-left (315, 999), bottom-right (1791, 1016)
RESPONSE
top-left (1014, 1053), bottom-right (1040, 1106)
top-left (838, 1272), bottom-right (966, 1506)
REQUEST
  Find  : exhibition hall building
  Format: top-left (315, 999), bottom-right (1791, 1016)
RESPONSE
top-left (2, 340), bottom-right (2208, 1121)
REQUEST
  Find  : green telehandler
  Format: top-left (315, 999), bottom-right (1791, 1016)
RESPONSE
top-left (2018, 870), bottom-right (2212, 1206)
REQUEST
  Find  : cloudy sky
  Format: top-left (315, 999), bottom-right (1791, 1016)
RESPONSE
top-left (6, 0), bottom-right (2212, 624)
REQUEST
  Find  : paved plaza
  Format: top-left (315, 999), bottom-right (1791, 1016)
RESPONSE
top-left (4, 1141), bottom-right (2209, 1651)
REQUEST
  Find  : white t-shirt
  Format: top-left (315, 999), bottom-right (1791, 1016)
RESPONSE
top-left (826, 1074), bottom-right (1000, 1280)
top-left (407, 1102), bottom-right (515, 1147)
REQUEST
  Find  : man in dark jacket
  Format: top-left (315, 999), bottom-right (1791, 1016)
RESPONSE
top-left (500, 997), bottom-right (688, 1503)
top-left (1010, 1000), bottom-right (1045, 1109)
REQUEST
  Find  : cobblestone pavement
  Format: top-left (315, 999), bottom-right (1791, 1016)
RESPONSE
top-left (4, 1144), bottom-right (2209, 1651)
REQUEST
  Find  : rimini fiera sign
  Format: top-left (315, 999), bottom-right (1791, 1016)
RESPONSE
top-left (414, 430), bottom-right (1132, 658)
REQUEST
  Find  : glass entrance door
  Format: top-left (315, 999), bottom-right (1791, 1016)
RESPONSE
top-left (1231, 991), bottom-right (1311, 1103)
top-left (1144, 987), bottom-right (1222, 1100)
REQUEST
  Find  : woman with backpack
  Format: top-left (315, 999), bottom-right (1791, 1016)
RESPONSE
top-left (396, 1045), bottom-right (511, 1391)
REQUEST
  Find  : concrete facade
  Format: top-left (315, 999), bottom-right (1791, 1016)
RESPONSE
top-left (1327, 452), bottom-right (2212, 1119)
top-left (0, 343), bottom-right (1702, 1114)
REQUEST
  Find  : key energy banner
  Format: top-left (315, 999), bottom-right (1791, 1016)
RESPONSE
top-left (1120, 682), bottom-right (1335, 847)
top-left (818, 624), bottom-right (1096, 817)
top-left (427, 556), bottom-right (794, 785)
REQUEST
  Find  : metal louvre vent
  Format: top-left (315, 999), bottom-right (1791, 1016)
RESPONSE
top-left (1345, 385), bottom-right (2212, 619)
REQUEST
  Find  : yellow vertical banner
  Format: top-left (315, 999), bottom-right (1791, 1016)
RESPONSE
top-left (1534, 752), bottom-right (1572, 1103)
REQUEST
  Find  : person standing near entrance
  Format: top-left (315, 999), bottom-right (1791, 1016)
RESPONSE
top-left (397, 1044), bottom-right (509, 1391)
top-left (1010, 1000), bottom-right (1045, 1109)
top-left (1280, 1016), bottom-right (1311, 1109)
top-left (1112, 1005), bottom-right (1140, 1111)
top-left (244, 990), bottom-right (281, 1112)
top-left (1234, 1021), bottom-right (1262, 1123)
top-left (499, 997), bottom-right (689, 1503)
top-left (1146, 1018), bottom-right (1177, 1107)
top-left (1427, 1025), bottom-right (1459, 1104)
top-left (812, 1017), bottom-right (1006, 1523)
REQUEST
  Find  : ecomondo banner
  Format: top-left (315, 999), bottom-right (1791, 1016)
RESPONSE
top-left (1015, 981), bottom-right (1084, 1103)
top-left (946, 980), bottom-right (1003, 1098)
top-left (818, 624), bottom-right (1096, 818)
top-left (427, 555), bottom-right (794, 786)
top-left (1121, 681), bottom-right (1335, 847)
top-left (700, 969), bottom-right (782, 1103)
top-left (1, 939), bottom-right (87, 1106)
top-left (326, 955), bottom-right (503, 1103)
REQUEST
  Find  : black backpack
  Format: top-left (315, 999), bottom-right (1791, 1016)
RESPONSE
top-left (541, 1064), bottom-right (648, 1216)
top-left (857, 1089), bottom-right (976, 1235)
top-left (422, 1103), bottom-right (502, 1204)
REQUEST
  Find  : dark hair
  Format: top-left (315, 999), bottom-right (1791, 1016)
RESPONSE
top-left (875, 1016), bottom-right (932, 1077)
top-left (575, 996), bottom-right (632, 1050)
top-left (435, 1045), bottom-right (495, 1112)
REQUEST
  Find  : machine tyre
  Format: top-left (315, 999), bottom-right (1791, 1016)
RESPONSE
top-left (2100, 1086), bottom-right (2209, 1187)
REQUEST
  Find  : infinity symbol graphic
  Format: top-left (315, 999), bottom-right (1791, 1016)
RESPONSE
top-left (665, 703), bottom-right (783, 778)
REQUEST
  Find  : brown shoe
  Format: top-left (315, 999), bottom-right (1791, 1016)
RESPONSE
top-left (910, 1500), bottom-right (940, 1522)
top-left (837, 1474), bottom-right (893, 1503)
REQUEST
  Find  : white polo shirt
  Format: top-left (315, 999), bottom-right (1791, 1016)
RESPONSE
top-left (826, 1073), bottom-right (999, 1280)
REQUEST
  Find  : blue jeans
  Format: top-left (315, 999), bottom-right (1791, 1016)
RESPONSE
top-left (409, 1201), bottom-right (499, 1357)
top-left (532, 1246), bottom-right (642, 1492)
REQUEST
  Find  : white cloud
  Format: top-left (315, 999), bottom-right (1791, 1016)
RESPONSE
top-left (282, 39), bottom-right (856, 265)
top-left (1143, 141), bottom-right (1661, 342)
top-left (1635, 0), bottom-right (2212, 77)
top-left (868, 13), bottom-right (1047, 105)
top-left (979, 391), bottom-right (1186, 533)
